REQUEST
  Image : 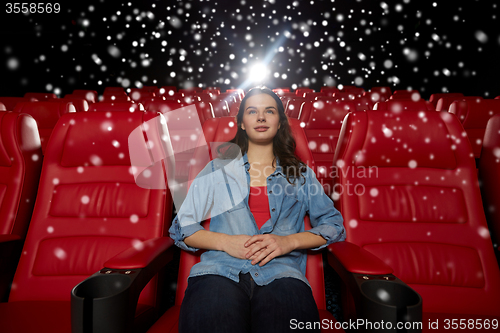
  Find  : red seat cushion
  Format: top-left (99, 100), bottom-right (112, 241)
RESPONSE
top-left (333, 110), bottom-right (500, 318)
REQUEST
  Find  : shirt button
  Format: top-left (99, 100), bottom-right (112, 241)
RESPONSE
top-left (271, 208), bottom-right (275, 212)
top-left (269, 190), bottom-right (272, 194)
top-left (254, 272), bottom-right (259, 277)
top-left (268, 178), bottom-right (272, 181)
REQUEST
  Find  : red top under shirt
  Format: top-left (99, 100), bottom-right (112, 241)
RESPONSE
top-left (248, 186), bottom-right (271, 229)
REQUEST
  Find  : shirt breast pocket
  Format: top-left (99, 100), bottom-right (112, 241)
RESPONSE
top-left (275, 195), bottom-right (303, 232)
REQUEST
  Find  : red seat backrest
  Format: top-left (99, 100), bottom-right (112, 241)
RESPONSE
top-left (0, 112), bottom-right (42, 299)
top-left (9, 112), bottom-right (173, 311)
top-left (429, 93), bottom-right (463, 108)
top-left (374, 99), bottom-right (435, 112)
top-left (303, 100), bottom-right (356, 195)
top-left (0, 112), bottom-right (42, 237)
top-left (478, 114), bottom-right (500, 252)
top-left (88, 101), bottom-right (143, 112)
top-left (23, 93), bottom-right (57, 101)
top-left (333, 110), bottom-right (500, 316)
top-left (71, 90), bottom-right (98, 104)
top-left (0, 97), bottom-right (38, 111)
top-left (173, 117), bottom-right (328, 309)
top-left (449, 99), bottom-right (500, 158)
top-left (14, 101), bottom-right (76, 154)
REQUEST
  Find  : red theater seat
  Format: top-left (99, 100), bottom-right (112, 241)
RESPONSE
top-left (225, 89), bottom-right (244, 101)
top-left (295, 88), bottom-right (314, 97)
top-left (449, 99), bottom-right (500, 160)
top-left (303, 100), bottom-right (356, 196)
top-left (71, 90), bottom-right (98, 104)
top-left (142, 100), bottom-right (183, 114)
top-left (320, 86), bottom-right (340, 96)
top-left (429, 93), bottom-right (464, 109)
top-left (332, 110), bottom-right (500, 327)
top-left (157, 86), bottom-right (178, 97)
top-left (331, 92), bottom-right (356, 102)
top-left (0, 112), bottom-right (174, 333)
top-left (284, 98), bottom-right (308, 119)
top-left (0, 97), bottom-right (38, 111)
top-left (339, 86), bottom-right (364, 98)
top-left (390, 89), bottom-right (421, 100)
top-left (478, 114), bottom-right (500, 257)
top-left (146, 117), bottom-right (345, 333)
top-left (374, 99), bottom-right (435, 112)
top-left (369, 86), bottom-right (392, 101)
top-left (362, 91), bottom-right (388, 104)
top-left (0, 112), bottom-right (42, 301)
top-left (129, 89), bottom-right (156, 102)
top-left (88, 101), bottom-right (144, 112)
top-left (58, 97), bottom-right (89, 112)
top-left (101, 91), bottom-right (131, 102)
top-left (23, 92), bottom-right (57, 101)
top-left (13, 101), bottom-right (76, 154)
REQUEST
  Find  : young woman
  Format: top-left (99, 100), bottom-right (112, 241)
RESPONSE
top-left (169, 87), bottom-right (345, 333)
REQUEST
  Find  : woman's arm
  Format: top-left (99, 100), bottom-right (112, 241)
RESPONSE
top-left (244, 232), bottom-right (326, 266)
top-left (185, 230), bottom-right (264, 260)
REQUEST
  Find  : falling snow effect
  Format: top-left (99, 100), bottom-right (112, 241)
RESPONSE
top-left (0, 1), bottom-right (497, 97)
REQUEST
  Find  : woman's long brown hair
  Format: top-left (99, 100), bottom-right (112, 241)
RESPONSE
top-left (216, 86), bottom-right (307, 185)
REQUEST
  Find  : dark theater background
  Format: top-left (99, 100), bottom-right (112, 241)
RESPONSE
top-left (1, 1), bottom-right (500, 332)
top-left (1, 0), bottom-right (499, 97)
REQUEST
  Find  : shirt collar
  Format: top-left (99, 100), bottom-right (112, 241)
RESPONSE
top-left (242, 151), bottom-right (284, 176)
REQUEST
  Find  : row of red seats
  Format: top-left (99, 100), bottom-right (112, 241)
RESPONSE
top-left (1, 86), bottom-right (500, 331)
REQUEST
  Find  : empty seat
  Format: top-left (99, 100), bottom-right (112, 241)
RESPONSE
top-left (374, 99), bottom-right (435, 112)
top-left (210, 100), bottom-right (230, 117)
top-left (331, 92), bottom-right (356, 102)
top-left (0, 111), bottom-right (174, 332)
top-left (14, 101), bottom-right (76, 154)
top-left (129, 89), bottom-right (156, 102)
top-left (303, 100), bottom-right (356, 196)
top-left (390, 90), bottom-right (421, 100)
top-left (0, 112), bottom-right (43, 301)
top-left (58, 97), bottom-right (89, 112)
top-left (339, 86), bottom-right (364, 98)
top-left (449, 99), bottom-right (500, 160)
top-left (304, 92), bottom-right (327, 100)
top-left (320, 86), bottom-right (340, 96)
top-left (295, 88), bottom-right (314, 97)
top-left (429, 93), bottom-right (464, 109)
top-left (23, 93), bottom-right (57, 101)
top-left (0, 97), bottom-right (38, 111)
top-left (71, 90), bottom-right (98, 104)
top-left (362, 91), bottom-right (388, 104)
top-left (369, 86), bottom-right (392, 101)
top-left (478, 114), bottom-right (500, 256)
top-left (142, 100), bottom-right (183, 114)
top-left (333, 110), bottom-right (500, 323)
top-left (101, 91), bottom-right (131, 102)
top-left (88, 101), bottom-right (143, 112)
top-left (224, 89), bottom-right (244, 101)
top-left (436, 96), bottom-right (483, 112)
top-left (284, 98), bottom-right (308, 119)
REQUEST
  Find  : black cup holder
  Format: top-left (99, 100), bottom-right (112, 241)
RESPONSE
top-left (72, 274), bottom-right (131, 299)
top-left (72, 272), bottom-right (137, 333)
top-left (354, 275), bottom-right (422, 332)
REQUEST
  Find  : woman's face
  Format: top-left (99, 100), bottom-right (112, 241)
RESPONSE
top-left (240, 93), bottom-right (281, 145)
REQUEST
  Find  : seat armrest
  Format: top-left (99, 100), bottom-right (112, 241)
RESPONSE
top-left (71, 237), bottom-right (175, 333)
top-left (327, 241), bottom-right (393, 275)
top-left (327, 241), bottom-right (422, 331)
top-left (104, 237), bottom-right (174, 269)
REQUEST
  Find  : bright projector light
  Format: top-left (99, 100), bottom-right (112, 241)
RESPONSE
top-left (249, 63), bottom-right (269, 83)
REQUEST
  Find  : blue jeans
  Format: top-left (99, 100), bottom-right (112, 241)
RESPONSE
top-left (178, 273), bottom-right (321, 333)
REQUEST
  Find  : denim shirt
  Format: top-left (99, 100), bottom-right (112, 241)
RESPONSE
top-left (169, 152), bottom-right (345, 288)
